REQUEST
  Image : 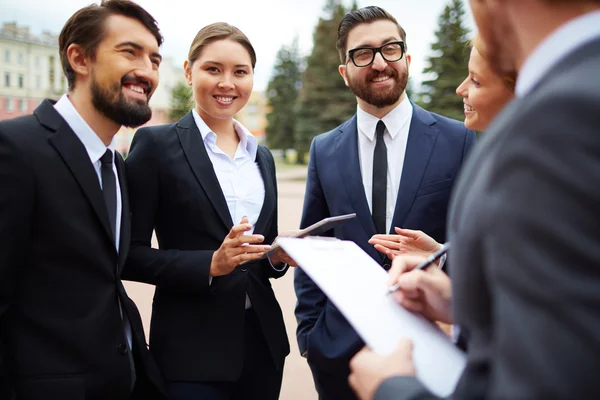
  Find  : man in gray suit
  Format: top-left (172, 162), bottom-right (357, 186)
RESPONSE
top-left (347, 0), bottom-right (600, 399)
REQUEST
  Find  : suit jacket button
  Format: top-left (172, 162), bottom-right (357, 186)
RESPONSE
top-left (383, 263), bottom-right (391, 271)
top-left (118, 343), bottom-right (129, 355)
top-left (240, 267), bottom-right (248, 272)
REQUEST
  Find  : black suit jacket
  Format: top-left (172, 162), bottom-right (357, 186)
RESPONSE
top-left (375, 38), bottom-right (600, 400)
top-left (0, 100), bottom-right (166, 400)
top-left (123, 111), bottom-right (290, 382)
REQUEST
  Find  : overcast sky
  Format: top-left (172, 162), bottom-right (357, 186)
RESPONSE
top-left (0, 0), bottom-right (475, 91)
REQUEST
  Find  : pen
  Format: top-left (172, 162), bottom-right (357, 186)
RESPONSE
top-left (386, 242), bottom-right (450, 294)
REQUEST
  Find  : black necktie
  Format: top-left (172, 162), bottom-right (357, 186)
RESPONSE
top-left (100, 149), bottom-right (117, 239)
top-left (372, 120), bottom-right (387, 234)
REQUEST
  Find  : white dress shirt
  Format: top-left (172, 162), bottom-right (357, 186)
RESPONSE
top-left (53, 94), bottom-right (131, 348)
top-left (192, 109), bottom-right (275, 309)
top-left (516, 10), bottom-right (600, 98)
top-left (357, 96), bottom-right (413, 234)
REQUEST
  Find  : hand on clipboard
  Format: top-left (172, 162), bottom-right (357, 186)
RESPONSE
top-left (239, 213), bottom-right (356, 266)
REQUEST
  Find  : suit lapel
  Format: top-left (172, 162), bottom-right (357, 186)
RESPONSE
top-left (390, 104), bottom-right (438, 231)
top-left (253, 147), bottom-right (275, 235)
top-left (175, 112), bottom-right (234, 231)
top-left (40, 101), bottom-right (115, 246)
top-left (335, 116), bottom-right (378, 237)
top-left (115, 154), bottom-right (130, 270)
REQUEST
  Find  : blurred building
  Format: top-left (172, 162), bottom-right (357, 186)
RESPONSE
top-left (0, 21), bottom-right (268, 153)
top-left (0, 22), bottom-right (64, 120)
top-left (235, 90), bottom-right (267, 143)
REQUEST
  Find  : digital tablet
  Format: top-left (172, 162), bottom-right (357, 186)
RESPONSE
top-left (241, 213), bottom-right (357, 263)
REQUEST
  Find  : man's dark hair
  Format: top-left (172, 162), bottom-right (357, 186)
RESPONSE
top-left (336, 6), bottom-right (407, 64)
top-left (59, 0), bottom-right (163, 90)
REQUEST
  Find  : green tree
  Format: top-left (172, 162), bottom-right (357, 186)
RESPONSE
top-left (169, 81), bottom-right (193, 121)
top-left (419, 0), bottom-right (470, 121)
top-left (265, 37), bottom-right (302, 152)
top-left (294, 0), bottom-right (357, 164)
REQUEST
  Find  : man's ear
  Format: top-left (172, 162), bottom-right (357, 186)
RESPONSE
top-left (66, 43), bottom-right (91, 80)
top-left (339, 64), bottom-right (350, 87)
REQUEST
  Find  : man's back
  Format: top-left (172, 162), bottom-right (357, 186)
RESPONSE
top-left (448, 37), bottom-right (600, 399)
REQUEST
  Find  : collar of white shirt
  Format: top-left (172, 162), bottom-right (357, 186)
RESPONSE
top-left (191, 108), bottom-right (258, 160)
top-left (516, 10), bottom-right (600, 98)
top-left (53, 94), bottom-right (116, 163)
top-left (356, 96), bottom-right (413, 141)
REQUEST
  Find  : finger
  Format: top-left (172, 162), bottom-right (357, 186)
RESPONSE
top-left (397, 269), bottom-right (444, 294)
top-left (239, 215), bottom-right (249, 225)
top-left (233, 252), bottom-right (266, 264)
top-left (349, 346), bottom-right (371, 370)
top-left (227, 223), bottom-right (253, 239)
top-left (369, 234), bottom-right (400, 242)
top-left (231, 234), bottom-right (267, 246)
top-left (347, 372), bottom-right (357, 392)
top-left (370, 238), bottom-right (402, 250)
top-left (394, 227), bottom-right (421, 239)
top-left (388, 255), bottom-right (428, 285)
top-left (236, 244), bottom-right (272, 254)
top-left (399, 297), bottom-right (424, 313)
top-left (374, 244), bottom-right (395, 259)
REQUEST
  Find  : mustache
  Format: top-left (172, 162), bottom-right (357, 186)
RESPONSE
top-left (121, 75), bottom-right (152, 94)
top-left (366, 67), bottom-right (398, 82)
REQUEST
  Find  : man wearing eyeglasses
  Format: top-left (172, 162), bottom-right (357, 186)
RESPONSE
top-left (293, 6), bottom-right (476, 400)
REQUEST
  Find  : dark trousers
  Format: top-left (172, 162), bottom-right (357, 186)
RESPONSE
top-left (308, 362), bottom-right (358, 400)
top-left (167, 309), bottom-right (284, 400)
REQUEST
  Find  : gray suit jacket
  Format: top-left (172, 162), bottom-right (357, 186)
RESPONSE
top-left (375, 38), bottom-right (600, 399)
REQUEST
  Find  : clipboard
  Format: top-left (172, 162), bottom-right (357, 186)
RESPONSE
top-left (277, 237), bottom-right (466, 397)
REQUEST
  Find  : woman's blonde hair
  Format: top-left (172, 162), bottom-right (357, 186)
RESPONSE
top-left (472, 34), bottom-right (516, 91)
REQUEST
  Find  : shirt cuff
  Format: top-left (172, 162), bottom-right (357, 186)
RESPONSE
top-left (267, 254), bottom-right (288, 272)
top-left (209, 276), bottom-right (213, 285)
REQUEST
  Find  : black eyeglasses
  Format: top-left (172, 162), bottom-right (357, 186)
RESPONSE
top-left (347, 41), bottom-right (405, 67)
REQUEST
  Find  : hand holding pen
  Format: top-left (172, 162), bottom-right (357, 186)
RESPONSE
top-left (387, 243), bottom-right (450, 293)
top-left (386, 244), bottom-right (454, 324)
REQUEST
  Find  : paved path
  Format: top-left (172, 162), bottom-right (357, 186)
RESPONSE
top-left (124, 165), bottom-right (318, 399)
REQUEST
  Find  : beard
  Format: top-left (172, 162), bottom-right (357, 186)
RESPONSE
top-left (346, 64), bottom-right (408, 108)
top-left (91, 72), bottom-right (153, 128)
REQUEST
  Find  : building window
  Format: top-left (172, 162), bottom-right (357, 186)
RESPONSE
top-left (18, 53), bottom-right (24, 65)
top-left (3, 50), bottom-right (9, 63)
top-left (18, 74), bottom-right (24, 89)
top-left (18, 98), bottom-right (26, 112)
top-left (4, 73), bottom-right (9, 88)
top-left (48, 55), bottom-right (55, 88)
top-left (36, 75), bottom-right (41, 89)
top-left (5, 98), bottom-right (13, 112)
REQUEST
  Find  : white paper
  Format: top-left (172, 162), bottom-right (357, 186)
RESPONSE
top-left (279, 237), bottom-right (466, 397)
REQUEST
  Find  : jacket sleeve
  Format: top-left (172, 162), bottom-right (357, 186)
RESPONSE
top-left (293, 137), bottom-right (330, 355)
top-left (122, 127), bottom-right (212, 295)
top-left (263, 147), bottom-right (289, 279)
top-left (0, 128), bottom-right (34, 374)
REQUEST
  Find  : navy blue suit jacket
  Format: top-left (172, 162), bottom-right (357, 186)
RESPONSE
top-left (294, 104), bottom-right (475, 383)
